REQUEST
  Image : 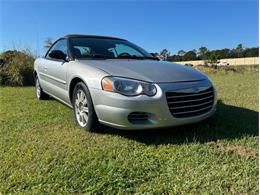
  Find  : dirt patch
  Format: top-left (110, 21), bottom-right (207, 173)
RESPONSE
top-left (206, 141), bottom-right (258, 160)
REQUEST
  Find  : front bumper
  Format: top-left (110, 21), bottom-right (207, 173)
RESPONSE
top-left (90, 80), bottom-right (217, 130)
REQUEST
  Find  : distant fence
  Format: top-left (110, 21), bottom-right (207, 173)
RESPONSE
top-left (174, 57), bottom-right (259, 66)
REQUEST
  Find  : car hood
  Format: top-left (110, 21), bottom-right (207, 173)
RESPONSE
top-left (79, 59), bottom-right (208, 83)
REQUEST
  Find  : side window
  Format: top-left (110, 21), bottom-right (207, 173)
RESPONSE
top-left (108, 48), bottom-right (117, 56)
top-left (74, 46), bottom-right (91, 56)
top-left (47, 39), bottom-right (68, 59)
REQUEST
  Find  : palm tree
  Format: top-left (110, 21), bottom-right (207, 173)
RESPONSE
top-left (44, 37), bottom-right (53, 50)
top-left (160, 49), bottom-right (170, 61)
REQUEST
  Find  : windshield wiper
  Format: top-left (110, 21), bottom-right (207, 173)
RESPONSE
top-left (143, 56), bottom-right (160, 61)
top-left (117, 55), bottom-right (142, 60)
top-left (78, 54), bottom-right (115, 59)
top-left (79, 54), bottom-right (159, 61)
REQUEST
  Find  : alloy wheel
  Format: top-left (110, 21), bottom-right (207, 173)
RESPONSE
top-left (74, 89), bottom-right (89, 127)
top-left (36, 78), bottom-right (41, 99)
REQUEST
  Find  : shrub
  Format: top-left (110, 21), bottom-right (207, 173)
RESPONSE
top-left (0, 50), bottom-right (35, 86)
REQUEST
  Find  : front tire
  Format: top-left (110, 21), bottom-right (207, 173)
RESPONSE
top-left (72, 82), bottom-right (99, 132)
top-left (35, 75), bottom-right (49, 100)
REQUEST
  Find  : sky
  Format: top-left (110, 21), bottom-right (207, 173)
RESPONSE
top-left (0, 0), bottom-right (258, 56)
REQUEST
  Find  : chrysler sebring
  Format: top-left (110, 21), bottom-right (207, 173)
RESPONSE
top-left (34, 35), bottom-right (217, 131)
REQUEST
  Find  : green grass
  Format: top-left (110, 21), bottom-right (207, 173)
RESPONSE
top-left (0, 66), bottom-right (258, 194)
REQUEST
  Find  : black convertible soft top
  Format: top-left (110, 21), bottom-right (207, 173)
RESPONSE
top-left (63, 34), bottom-right (126, 41)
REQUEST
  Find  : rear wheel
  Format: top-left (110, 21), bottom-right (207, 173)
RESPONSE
top-left (72, 82), bottom-right (99, 131)
top-left (35, 75), bottom-right (49, 100)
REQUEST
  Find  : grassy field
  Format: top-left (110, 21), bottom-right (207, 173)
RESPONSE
top-left (0, 66), bottom-right (258, 194)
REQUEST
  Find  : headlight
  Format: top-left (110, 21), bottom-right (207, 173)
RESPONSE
top-left (101, 76), bottom-right (157, 96)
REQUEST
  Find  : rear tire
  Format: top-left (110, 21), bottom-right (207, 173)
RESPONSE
top-left (72, 82), bottom-right (99, 132)
top-left (35, 75), bottom-right (49, 100)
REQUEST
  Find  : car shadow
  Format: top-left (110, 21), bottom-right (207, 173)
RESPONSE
top-left (97, 100), bottom-right (259, 145)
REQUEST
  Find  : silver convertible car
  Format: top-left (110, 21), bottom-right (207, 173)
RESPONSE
top-left (34, 34), bottom-right (217, 131)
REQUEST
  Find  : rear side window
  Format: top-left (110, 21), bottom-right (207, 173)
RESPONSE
top-left (46, 39), bottom-right (68, 59)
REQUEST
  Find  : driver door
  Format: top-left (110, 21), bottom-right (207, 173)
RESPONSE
top-left (40, 39), bottom-right (70, 103)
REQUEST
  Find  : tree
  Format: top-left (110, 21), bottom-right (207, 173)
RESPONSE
top-left (192, 49), bottom-right (197, 57)
top-left (158, 44), bottom-right (258, 62)
top-left (207, 52), bottom-right (220, 65)
top-left (198, 47), bottom-right (208, 60)
top-left (44, 37), bottom-right (53, 50)
top-left (167, 55), bottom-right (181, 62)
top-left (184, 50), bottom-right (197, 61)
top-left (243, 47), bottom-right (259, 57)
top-left (177, 50), bottom-right (186, 57)
top-left (218, 48), bottom-right (230, 59)
top-left (159, 49), bottom-right (170, 61)
top-left (206, 48), bottom-right (230, 59)
top-left (236, 43), bottom-right (244, 58)
top-left (228, 49), bottom-right (237, 58)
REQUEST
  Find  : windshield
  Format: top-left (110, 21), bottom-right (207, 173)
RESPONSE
top-left (69, 37), bottom-right (156, 60)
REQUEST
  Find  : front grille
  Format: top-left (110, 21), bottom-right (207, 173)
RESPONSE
top-left (166, 87), bottom-right (214, 118)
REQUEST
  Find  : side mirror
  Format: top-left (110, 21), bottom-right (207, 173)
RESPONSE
top-left (150, 53), bottom-right (156, 57)
top-left (150, 53), bottom-right (160, 60)
top-left (49, 50), bottom-right (67, 61)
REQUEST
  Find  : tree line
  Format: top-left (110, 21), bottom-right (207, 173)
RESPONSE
top-left (157, 44), bottom-right (259, 61)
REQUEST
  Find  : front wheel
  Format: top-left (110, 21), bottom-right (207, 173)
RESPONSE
top-left (35, 75), bottom-right (49, 100)
top-left (72, 82), bottom-right (99, 131)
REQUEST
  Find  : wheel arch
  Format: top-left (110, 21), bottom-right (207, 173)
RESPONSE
top-left (69, 77), bottom-right (88, 104)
